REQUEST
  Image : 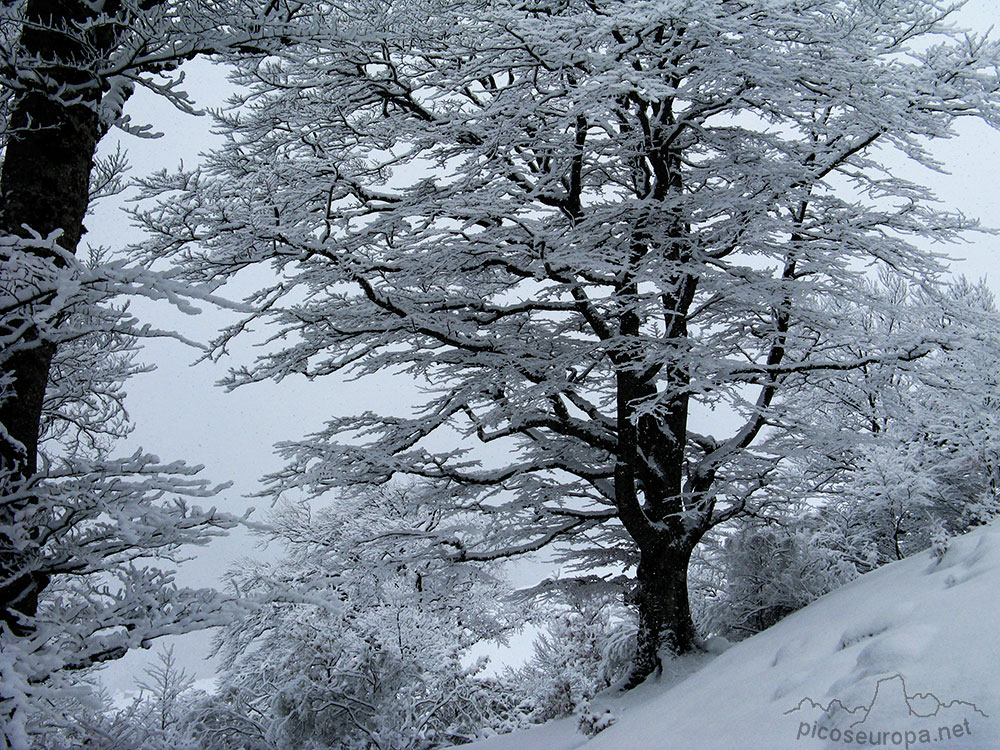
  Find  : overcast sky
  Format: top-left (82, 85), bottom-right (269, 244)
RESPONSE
top-left (88, 0), bottom-right (1000, 691)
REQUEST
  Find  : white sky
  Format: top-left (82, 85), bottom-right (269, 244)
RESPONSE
top-left (88, 0), bottom-right (1000, 691)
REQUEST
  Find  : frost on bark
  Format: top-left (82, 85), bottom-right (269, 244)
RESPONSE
top-left (139, 0), bottom-right (1000, 683)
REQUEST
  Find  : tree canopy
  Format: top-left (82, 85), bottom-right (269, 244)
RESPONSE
top-left (139, 0), bottom-right (1000, 680)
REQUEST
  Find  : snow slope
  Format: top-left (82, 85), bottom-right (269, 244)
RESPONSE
top-left (458, 522), bottom-right (1000, 749)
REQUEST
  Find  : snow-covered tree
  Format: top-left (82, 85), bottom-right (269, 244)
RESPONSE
top-left (0, 0), bottom-right (298, 742)
top-left (785, 277), bottom-right (1000, 568)
top-left (140, 0), bottom-right (1000, 682)
top-left (197, 487), bottom-right (521, 750)
top-left (507, 594), bottom-right (633, 724)
top-left (0, 241), bottom-right (243, 745)
top-left (691, 277), bottom-right (1000, 640)
top-left (40, 647), bottom-right (206, 749)
top-left (692, 516), bottom-right (857, 640)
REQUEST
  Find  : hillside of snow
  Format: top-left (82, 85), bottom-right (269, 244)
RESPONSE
top-left (458, 522), bottom-right (1000, 749)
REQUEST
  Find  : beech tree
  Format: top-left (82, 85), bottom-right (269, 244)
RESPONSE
top-left (0, 0), bottom-right (296, 742)
top-left (140, 0), bottom-right (1000, 682)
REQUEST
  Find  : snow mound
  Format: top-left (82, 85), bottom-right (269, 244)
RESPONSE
top-left (457, 522), bottom-right (1000, 749)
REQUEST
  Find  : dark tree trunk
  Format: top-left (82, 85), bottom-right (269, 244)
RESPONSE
top-left (0, 0), bottom-right (109, 629)
top-left (614, 337), bottom-right (705, 687)
top-left (607, 83), bottom-right (709, 685)
top-left (627, 539), bottom-right (699, 687)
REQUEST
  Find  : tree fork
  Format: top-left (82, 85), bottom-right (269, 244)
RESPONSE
top-left (615, 350), bottom-right (703, 685)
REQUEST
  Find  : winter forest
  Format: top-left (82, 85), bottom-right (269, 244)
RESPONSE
top-left (4, 0), bottom-right (1000, 747)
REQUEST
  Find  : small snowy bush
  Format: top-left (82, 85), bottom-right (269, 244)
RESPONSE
top-left (38, 648), bottom-right (205, 750)
top-left (695, 520), bottom-right (857, 640)
top-left (195, 487), bottom-right (522, 750)
top-left (576, 702), bottom-right (616, 737)
top-left (508, 597), bottom-right (634, 723)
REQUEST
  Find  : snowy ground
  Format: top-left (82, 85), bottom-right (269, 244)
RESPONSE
top-left (457, 522), bottom-right (1000, 749)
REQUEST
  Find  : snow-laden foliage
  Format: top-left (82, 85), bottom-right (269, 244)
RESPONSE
top-left (194, 487), bottom-right (523, 750)
top-left (507, 595), bottom-right (634, 724)
top-left (139, 0), bottom-right (1000, 679)
top-left (784, 277), bottom-right (1000, 568)
top-left (692, 278), bottom-right (1000, 640)
top-left (693, 517), bottom-right (858, 640)
top-left (0, 0), bottom-right (301, 144)
top-left (39, 648), bottom-right (205, 750)
top-left (0, 0), bottom-right (302, 742)
top-left (0, 240), bottom-right (243, 744)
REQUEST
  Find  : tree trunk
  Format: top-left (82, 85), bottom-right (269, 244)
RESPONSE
top-left (614, 318), bottom-right (704, 687)
top-left (0, 0), bottom-right (107, 629)
top-left (625, 537), bottom-right (699, 687)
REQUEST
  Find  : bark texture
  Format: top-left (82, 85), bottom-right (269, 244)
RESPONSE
top-left (0, 0), bottom-right (108, 630)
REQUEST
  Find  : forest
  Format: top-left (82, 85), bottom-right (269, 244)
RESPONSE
top-left (2, 0), bottom-right (1000, 747)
